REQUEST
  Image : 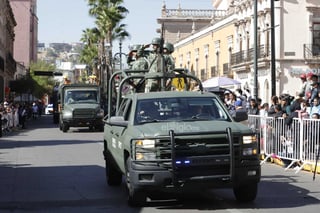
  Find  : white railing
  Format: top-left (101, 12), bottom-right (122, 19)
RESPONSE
top-left (248, 115), bottom-right (320, 173)
top-left (165, 9), bottom-right (226, 18)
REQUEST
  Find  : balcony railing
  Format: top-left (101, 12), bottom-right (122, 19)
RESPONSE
top-left (304, 44), bottom-right (320, 60)
top-left (165, 9), bottom-right (226, 19)
top-left (230, 45), bottom-right (267, 66)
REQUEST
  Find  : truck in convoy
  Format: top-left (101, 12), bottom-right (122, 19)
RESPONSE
top-left (102, 55), bottom-right (261, 206)
top-left (57, 83), bottom-right (104, 132)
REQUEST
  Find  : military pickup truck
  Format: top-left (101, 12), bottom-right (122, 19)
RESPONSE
top-left (102, 68), bottom-right (260, 206)
top-left (58, 84), bottom-right (104, 132)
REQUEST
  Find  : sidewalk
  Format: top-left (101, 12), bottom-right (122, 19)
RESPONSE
top-left (1, 114), bottom-right (53, 138)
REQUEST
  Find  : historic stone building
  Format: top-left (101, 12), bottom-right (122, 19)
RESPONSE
top-left (0, 0), bottom-right (16, 102)
top-left (163, 0), bottom-right (320, 103)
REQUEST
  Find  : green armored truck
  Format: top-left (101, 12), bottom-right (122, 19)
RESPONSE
top-left (102, 67), bottom-right (260, 206)
top-left (58, 84), bottom-right (104, 132)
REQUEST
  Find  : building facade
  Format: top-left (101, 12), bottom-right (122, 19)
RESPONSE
top-left (0, 0), bottom-right (17, 102)
top-left (166, 0), bottom-right (320, 103)
top-left (10, 0), bottom-right (38, 68)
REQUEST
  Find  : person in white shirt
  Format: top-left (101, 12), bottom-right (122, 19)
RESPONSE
top-left (309, 97), bottom-right (320, 118)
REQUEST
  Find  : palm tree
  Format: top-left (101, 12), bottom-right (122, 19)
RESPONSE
top-left (113, 23), bottom-right (130, 69)
top-left (80, 28), bottom-right (100, 80)
top-left (87, 0), bottom-right (129, 65)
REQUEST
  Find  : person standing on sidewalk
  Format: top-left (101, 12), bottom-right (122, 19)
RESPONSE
top-left (19, 104), bottom-right (27, 129)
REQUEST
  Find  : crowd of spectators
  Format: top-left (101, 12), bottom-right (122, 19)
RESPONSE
top-left (0, 99), bottom-right (44, 136)
top-left (222, 73), bottom-right (320, 124)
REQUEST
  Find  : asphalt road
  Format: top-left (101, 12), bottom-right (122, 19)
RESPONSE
top-left (0, 115), bottom-right (319, 213)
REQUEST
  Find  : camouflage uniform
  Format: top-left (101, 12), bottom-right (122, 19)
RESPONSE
top-left (163, 42), bottom-right (175, 72)
top-left (132, 48), bottom-right (149, 70)
top-left (145, 38), bottom-right (162, 92)
top-left (130, 48), bottom-right (149, 92)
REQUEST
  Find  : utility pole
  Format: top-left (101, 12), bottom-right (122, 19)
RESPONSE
top-left (271, 0), bottom-right (278, 96)
top-left (254, 0), bottom-right (258, 99)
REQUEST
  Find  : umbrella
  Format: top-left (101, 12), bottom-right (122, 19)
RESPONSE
top-left (202, 76), bottom-right (241, 88)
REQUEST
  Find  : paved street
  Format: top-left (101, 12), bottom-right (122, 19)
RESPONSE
top-left (0, 115), bottom-right (320, 212)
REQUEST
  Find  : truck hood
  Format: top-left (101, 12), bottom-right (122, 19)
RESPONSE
top-left (132, 120), bottom-right (252, 137)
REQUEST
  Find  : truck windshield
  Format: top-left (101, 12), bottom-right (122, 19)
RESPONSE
top-left (135, 97), bottom-right (230, 124)
top-left (64, 90), bottom-right (98, 104)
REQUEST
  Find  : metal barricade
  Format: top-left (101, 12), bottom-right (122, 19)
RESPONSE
top-left (248, 115), bottom-right (319, 173)
top-left (298, 118), bottom-right (320, 172)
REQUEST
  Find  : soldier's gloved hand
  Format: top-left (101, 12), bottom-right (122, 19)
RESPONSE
top-left (143, 44), bottom-right (150, 49)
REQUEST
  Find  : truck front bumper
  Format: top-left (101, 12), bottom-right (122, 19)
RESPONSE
top-left (63, 118), bottom-right (103, 127)
top-left (129, 161), bottom-right (260, 192)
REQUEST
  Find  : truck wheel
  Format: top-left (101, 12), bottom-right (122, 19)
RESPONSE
top-left (105, 152), bottom-right (122, 186)
top-left (233, 183), bottom-right (258, 202)
top-left (125, 158), bottom-right (146, 207)
top-left (62, 122), bottom-right (69, 133)
top-left (97, 125), bottom-right (104, 132)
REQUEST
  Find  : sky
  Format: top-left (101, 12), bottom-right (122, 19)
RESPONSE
top-left (37, 0), bottom-right (214, 52)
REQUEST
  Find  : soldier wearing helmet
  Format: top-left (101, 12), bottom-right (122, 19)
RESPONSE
top-left (127, 44), bottom-right (142, 68)
top-left (163, 42), bottom-right (175, 72)
top-left (143, 37), bottom-right (163, 92)
top-left (150, 37), bottom-right (161, 53)
top-left (131, 46), bottom-right (149, 71)
top-left (163, 42), bottom-right (174, 54)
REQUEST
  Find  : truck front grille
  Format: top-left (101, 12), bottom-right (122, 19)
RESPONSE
top-left (155, 136), bottom-right (239, 178)
top-left (73, 109), bottom-right (95, 119)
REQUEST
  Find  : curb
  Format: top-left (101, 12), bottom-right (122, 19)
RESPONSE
top-left (267, 156), bottom-right (320, 174)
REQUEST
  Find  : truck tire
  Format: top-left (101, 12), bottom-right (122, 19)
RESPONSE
top-left (62, 122), bottom-right (69, 133)
top-left (125, 158), bottom-right (146, 206)
top-left (233, 183), bottom-right (258, 202)
top-left (97, 125), bottom-right (104, 132)
top-left (105, 151), bottom-right (122, 186)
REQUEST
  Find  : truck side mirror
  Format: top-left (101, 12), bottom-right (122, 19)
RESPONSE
top-left (109, 116), bottom-right (128, 127)
top-left (232, 109), bottom-right (248, 122)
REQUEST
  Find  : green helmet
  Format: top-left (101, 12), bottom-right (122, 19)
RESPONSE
top-left (151, 37), bottom-right (161, 45)
top-left (163, 42), bottom-right (174, 53)
top-left (131, 44), bottom-right (142, 52)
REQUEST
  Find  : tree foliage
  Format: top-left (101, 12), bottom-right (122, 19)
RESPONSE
top-left (29, 61), bottom-right (57, 98)
top-left (82, 0), bottom-right (130, 66)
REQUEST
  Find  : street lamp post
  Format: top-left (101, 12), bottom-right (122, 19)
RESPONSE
top-left (119, 41), bottom-right (123, 70)
top-left (113, 41), bottom-right (127, 71)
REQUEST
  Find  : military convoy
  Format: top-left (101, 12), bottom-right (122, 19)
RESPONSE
top-left (56, 83), bottom-right (104, 132)
top-left (102, 38), bottom-right (261, 206)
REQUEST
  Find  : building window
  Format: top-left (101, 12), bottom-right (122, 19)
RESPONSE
top-left (201, 69), bottom-right (206, 81)
top-left (216, 51), bottom-right (220, 76)
top-left (313, 23), bottom-right (320, 55)
top-left (223, 63), bottom-right (229, 75)
top-left (211, 66), bottom-right (216, 77)
top-left (195, 48), bottom-right (199, 77)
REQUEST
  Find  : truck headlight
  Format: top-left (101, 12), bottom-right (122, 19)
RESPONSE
top-left (63, 111), bottom-right (73, 118)
top-left (242, 135), bottom-right (257, 144)
top-left (134, 139), bottom-right (156, 160)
